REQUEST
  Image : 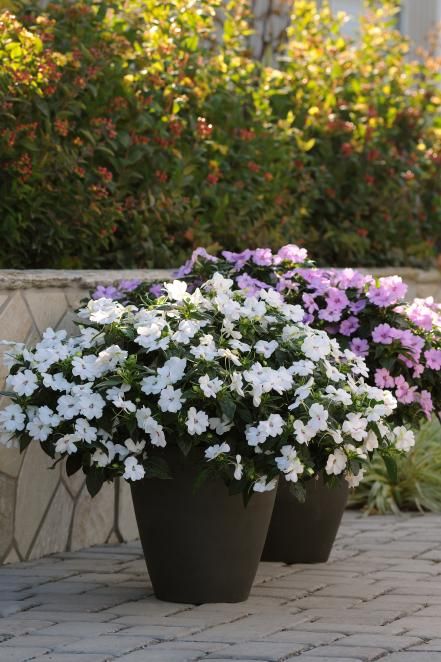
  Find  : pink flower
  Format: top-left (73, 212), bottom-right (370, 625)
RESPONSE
top-left (424, 349), bottom-right (441, 370)
top-left (276, 244), bottom-right (308, 264)
top-left (236, 273), bottom-right (269, 296)
top-left (339, 316), bottom-right (359, 337)
top-left (350, 337), bottom-right (369, 357)
top-left (372, 323), bottom-right (395, 344)
top-left (367, 276), bottom-right (408, 307)
top-left (394, 375), bottom-right (417, 404)
top-left (419, 390), bottom-right (433, 418)
top-left (374, 368), bottom-right (395, 389)
top-left (252, 248), bottom-right (273, 266)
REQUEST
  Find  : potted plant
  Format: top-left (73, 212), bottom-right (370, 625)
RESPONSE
top-left (99, 245), bottom-right (434, 563)
top-left (1, 273), bottom-right (411, 600)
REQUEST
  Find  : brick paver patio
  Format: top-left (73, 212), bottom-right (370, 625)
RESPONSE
top-left (1, 511), bottom-right (441, 661)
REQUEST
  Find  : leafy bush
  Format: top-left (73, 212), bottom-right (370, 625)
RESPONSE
top-left (350, 418), bottom-right (441, 513)
top-left (0, 0), bottom-right (440, 268)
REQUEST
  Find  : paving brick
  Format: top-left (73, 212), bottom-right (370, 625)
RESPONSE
top-left (205, 641), bottom-right (307, 659)
top-left (32, 655), bottom-right (112, 662)
top-left (33, 622), bottom-right (125, 637)
top-left (379, 655), bottom-right (441, 662)
top-left (407, 640), bottom-right (441, 652)
top-left (59, 634), bottom-right (157, 654)
top-left (302, 645), bottom-right (387, 660)
top-left (336, 633), bottom-right (423, 650)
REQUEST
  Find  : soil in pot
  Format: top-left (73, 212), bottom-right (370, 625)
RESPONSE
top-left (261, 473), bottom-right (348, 564)
top-left (131, 450), bottom-right (277, 604)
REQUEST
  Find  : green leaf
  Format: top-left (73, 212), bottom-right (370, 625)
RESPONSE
top-left (86, 471), bottom-right (105, 497)
top-left (0, 390), bottom-right (16, 398)
top-left (19, 436), bottom-right (32, 453)
top-left (383, 455), bottom-right (398, 485)
top-left (66, 453), bottom-right (83, 477)
top-left (219, 395), bottom-right (236, 420)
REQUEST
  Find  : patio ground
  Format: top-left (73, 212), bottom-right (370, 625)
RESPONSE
top-left (1, 511), bottom-right (441, 662)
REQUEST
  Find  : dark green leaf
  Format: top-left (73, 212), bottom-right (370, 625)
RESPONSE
top-left (86, 471), bottom-right (105, 497)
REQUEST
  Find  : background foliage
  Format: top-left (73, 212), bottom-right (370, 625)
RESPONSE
top-left (0, 0), bottom-right (440, 268)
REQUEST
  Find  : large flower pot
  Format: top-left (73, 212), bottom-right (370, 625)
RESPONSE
top-left (261, 474), bottom-right (348, 564)
top-left (130, 451), bottom-right (277, 604)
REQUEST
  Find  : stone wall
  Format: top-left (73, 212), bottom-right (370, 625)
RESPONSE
top-left (1, 267), bottom-right (441, 565)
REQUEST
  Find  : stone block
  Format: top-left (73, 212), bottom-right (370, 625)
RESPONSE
top-left (0, 445), bottom-right (23, 478)
top-left (65, 287), bottom-right (88, 309)
top-left (24, 289), bottom-right (68, 335)
top-left (70, 482), bottom-right (115, 551)
top-left (56, 310), bottom-right (79, 337)
top-left (117, 479), bottom-right (139, 542)
top-left (28, 483), bottom-right (74, 560)
top-left (0, 473), bottom-right (15, 561)
top-left (61, 462), bottom-right (85, 498)
top-left (14, 442), bottom-right (61, 559)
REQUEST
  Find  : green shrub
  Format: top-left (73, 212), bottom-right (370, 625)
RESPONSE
top-left (0, 0), bottom-right (440, 268)
top-left (350, 418), bottom-right (441, 513)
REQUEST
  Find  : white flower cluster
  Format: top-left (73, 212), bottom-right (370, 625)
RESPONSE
top-left (0, 274), bottom-right (414, 495)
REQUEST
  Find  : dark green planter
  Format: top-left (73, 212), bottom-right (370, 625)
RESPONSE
top-left (261, 474), bottom-right (348, 564)
top-left (131, 452), bottom-right (277, 604)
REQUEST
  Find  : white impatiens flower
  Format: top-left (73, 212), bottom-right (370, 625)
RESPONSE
top-left (255, 340), bottom-right (279, 358)
top-left (80, 298), bottom-right (125, 324)
top-left (125, 438), bottom-right (146, 454)
top-left (205, 442), bottom-right (230, 460)
top-left (26, 414), bottom-right (53, 442)
top-left (308, 403), bottom-right (329, 433)
top-left (96, 345), bottom-right (128, 370)
top-left (158, 386), bottom-right (184, 413)
top-left (57, 395), bottom-right (81, 420)
top-left (233, 454), bottom-right (243, 480)
top-left (6, 370), bottom-right (38, 397)
top-left (263, 414), bottom-right (284, 438)
top-left (0, 404), bottom-right (26, 433)
top-left (164, 280), bottom-right (188, 301)
top-left (190, 336), bottom-right (217, 361)
top-left (42, 372), bottom-right (71, 392)
top-left (217, 348), bottom-right (241, 366)
top-left (158, 357), bottom-right (187, 384)
top-left (136, 406), bottom-right (154, 431)
top-left (363, 429), bottom-right (379, 452)
top-left (345, 469), bottom-right (365, 488)
top-left (253, 476), bottom-right (278, 492)
top-left (275, 445), bottom-right (304, 482)
top-left (289, 377), bottom-right (314, 410)
top-left (55, 434), bottom-right (80, 455)
top-left (199, 374), bottom-right (223, 398)
top-left (123, 456), bottom-right (145, 481)
top-left (289, 360), bottom-right (315, 376)
top-left (342, 412), bottom-right (368, 442)
top-left (301, 332), bottom-right (331, 361)
top-left (230, 372), bottom-right (245, 397)
top-left (186, 407), bottom-right (209, 436)
top-left (79, 393), bottom-right (105, 421)
top-left (325, 385), bottom-right (352, 406)
top-left (293, 419), bottom-right (315, 445)
top-left (393, 426), bottom-right (415, 451)
top-left (172, 319), bottom-right (203, 344)
top-left (325, 448), bottom-right (347, 475)
top-left (209, 416), bottom-right (233, 435)
top-left (75, 418), bottom-right (97, 444)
